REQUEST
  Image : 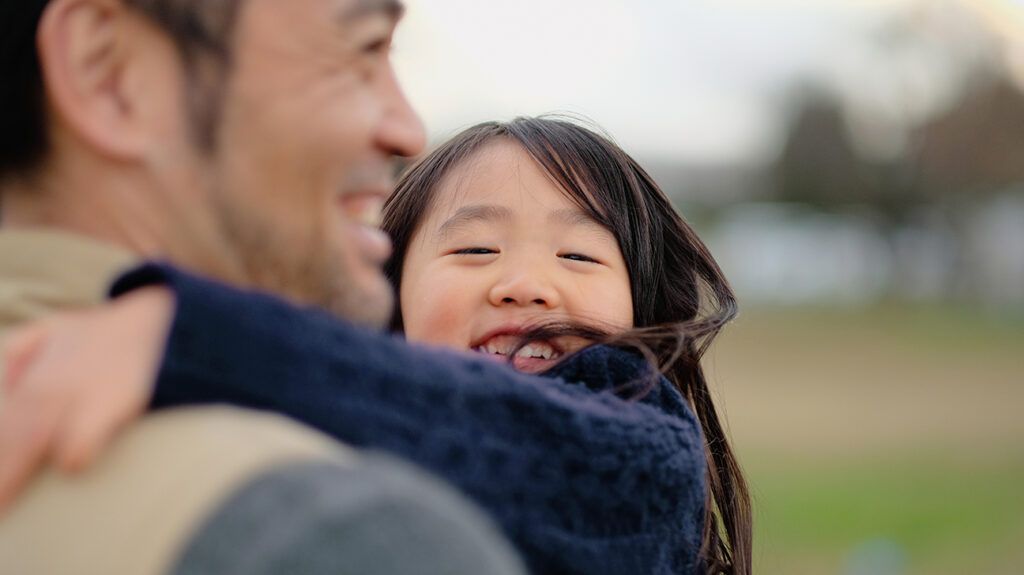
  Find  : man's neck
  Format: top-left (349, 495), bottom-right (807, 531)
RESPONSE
top-left (2, 173), bottom-right (164, 257)
top-left (1, 169), bottom-right (248, 288)
top-left (1, 152), bottom-right (251, 290)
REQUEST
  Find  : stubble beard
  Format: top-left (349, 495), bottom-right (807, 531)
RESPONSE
top-left (209, 192), bottom-right (395, 329)
top-left (182, 70), bottom-right (394, 329)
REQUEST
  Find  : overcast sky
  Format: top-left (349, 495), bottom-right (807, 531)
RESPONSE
top-left (392, 0), bottom-right (1014, 165)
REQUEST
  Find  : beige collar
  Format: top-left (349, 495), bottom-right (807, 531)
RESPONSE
top-left (0, 228), bottom-right (138, 331)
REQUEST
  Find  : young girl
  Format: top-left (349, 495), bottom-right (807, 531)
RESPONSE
top-left (2, 118), bottom-right (750, 574)
top-left (385, 117), bottom-right (750, 573)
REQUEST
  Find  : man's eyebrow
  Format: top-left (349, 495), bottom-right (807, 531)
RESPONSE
top-left (437, 205), bottom-right (513, 238)
top-left (338, 0), bottom-right (405, 23)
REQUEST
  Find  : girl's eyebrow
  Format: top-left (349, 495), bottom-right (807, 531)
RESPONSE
top-left (436, 205), bottom-right (513, 239)
top-left (549, 208), bottom-right (606, 232)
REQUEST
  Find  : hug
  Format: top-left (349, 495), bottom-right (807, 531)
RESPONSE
top-left (0, 1), bottom-right (750, 574)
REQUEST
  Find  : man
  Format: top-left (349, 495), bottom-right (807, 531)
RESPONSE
top-left (0, 0), bottom-right (524, 573)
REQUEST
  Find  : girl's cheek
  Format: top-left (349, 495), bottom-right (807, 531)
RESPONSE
top-left (576, 279), bottom-right (633, 330)
top-left (402, 278), bottom-right (472, 348)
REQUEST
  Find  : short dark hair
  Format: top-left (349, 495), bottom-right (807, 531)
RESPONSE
top-left (0, 0), bottom-right (241, 181)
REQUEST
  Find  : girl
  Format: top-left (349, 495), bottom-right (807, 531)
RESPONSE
top-left (2, 118), bottom-right (751, 574)
top-left (386, 117), bottom-right (750, 573)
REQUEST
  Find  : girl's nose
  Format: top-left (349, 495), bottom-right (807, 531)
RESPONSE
top-left (488, 273), bottom-right (562, 310)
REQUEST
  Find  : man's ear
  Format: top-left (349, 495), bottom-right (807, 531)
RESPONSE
top-left (37, 0), bottom-right (155, 160)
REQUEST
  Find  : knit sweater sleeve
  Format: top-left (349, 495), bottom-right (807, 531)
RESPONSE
top-left (111, 263), bottom-right (707, 575)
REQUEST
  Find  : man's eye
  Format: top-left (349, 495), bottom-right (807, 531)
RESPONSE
top-left (560, 253), bottom-right (599, 263)
top-left (364, 39), bottom-right (390, 55)
top-left (453, 248), bottom-right (498, 255)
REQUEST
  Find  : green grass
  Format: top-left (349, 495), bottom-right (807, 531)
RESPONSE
top-left (747, 456), bottom-right (1024, 574)
top-left (705, 304), bottom-right (1024, 573)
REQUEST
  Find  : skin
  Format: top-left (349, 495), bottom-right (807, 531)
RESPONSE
top-left (0, 0), bottom-right (423, 506)
top-left (400, 140), bottom-right (634, 373)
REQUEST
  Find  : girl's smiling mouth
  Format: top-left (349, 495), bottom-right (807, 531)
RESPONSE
top-left (470, 331), bottom-right (566, 372)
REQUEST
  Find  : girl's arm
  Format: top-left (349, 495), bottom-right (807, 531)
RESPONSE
top-left (113, 264), bottom-right (708, 575)
top-left (2, 263), bottom-right (707, 575)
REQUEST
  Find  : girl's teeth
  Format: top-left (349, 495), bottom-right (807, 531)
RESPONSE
top-left (514, 343), bottom-right (556, 360)
top-left (475, 339), bottom-right (559, 360)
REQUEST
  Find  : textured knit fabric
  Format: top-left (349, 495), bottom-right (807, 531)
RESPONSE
top-left (173, 456), bottom-right (525, 575)
top-left (113, 263), bottom-right (708, 575)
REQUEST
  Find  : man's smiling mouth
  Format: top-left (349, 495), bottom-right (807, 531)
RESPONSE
top-left (336, 191), bottom-right (392, 265)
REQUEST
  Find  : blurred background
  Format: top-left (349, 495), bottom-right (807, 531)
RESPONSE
top-left (395, 0), bottom-right (1023, 573)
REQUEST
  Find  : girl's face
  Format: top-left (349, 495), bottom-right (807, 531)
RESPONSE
top-left (399, 140), bottom-right (634, 372)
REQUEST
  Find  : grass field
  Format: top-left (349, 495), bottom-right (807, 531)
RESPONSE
top-left (704, 305), bottom-right (1024, 574)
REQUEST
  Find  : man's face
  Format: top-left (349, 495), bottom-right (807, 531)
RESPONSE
top-left (178, 0), bottom-right (424, 326)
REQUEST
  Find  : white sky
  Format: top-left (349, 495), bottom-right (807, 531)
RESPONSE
top-left (392, 0), bottom-right (926, 165)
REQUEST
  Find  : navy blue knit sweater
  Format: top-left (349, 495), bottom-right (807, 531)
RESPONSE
top-left (112, 264), bottom-right (707, 575)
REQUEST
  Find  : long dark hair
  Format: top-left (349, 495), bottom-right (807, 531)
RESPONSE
top-left (383, 117), bottom-right (752, 574)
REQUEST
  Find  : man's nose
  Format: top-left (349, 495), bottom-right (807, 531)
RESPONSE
top-left (488, 273), bottom-right (562, 310)
top-left (375, 68), bottom-right (427, 158)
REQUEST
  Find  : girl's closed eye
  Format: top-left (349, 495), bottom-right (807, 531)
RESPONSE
top-left (559, 252), bottom-right (600, 264)
top-left (451, 247), bottom-right (499, 256)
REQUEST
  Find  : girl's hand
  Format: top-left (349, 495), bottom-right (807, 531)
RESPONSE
top-left (0, 287), bottom-right (175, 512)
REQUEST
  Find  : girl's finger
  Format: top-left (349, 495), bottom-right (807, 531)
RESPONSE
top-left (54, 391), bottom-right (144, 474)
top-left (2, 322), bottom-right (52, 393)
top-left (0, 391), bottom-right (66, 512)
